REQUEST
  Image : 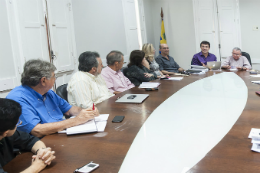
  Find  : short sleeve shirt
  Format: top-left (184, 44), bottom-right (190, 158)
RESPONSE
top-left (0, 130), bottom-right (39, 173)
top-left (155, 54), bottom-right (180, 73)
top-left (6, 85), bottom-right (72, 133)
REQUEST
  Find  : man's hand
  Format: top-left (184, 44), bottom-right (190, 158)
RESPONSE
top-left (113, 91), bottom-right (121, 95)
top-left (144, 73), bottom-right (153, 78)
top-left (178, 67), bottom-right (184, 72)
top-left (237, 66), bottom-right (247, 71)
top-left (30, 156), bottom-right (46, 172)
top-left (35, 147), bottom-right (56, 165)
top-left (222, 65), bottom-right (231, 69)
top-left (75, 107), bottom-right (99, 124)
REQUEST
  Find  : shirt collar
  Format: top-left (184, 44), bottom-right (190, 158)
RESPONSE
top-left (23, 85), bottom-right (48, 101)
top-left (107, 66), bottom-right (119, 75)
top-left (200, 52), bottom-right (211, 57)
top-left (83, 71), bottom-right (98, 80)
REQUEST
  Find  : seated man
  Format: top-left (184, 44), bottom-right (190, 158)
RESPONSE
top-left (192, 41), bottom-right (217, 66)
top-left (155, 44), bottom-right (184, 75)
top-left (68, 51), bottom-right (114, 108)
top-left (222, 47), bottom-right (252, 70)
top-left (0, 98), bottom-right (55, 173)
top-left (101, 50), bottom-right (135, 94)
top-left (7, 59), bottom-right (98, 137)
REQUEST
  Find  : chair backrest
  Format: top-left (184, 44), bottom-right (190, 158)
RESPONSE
top-left (56, 84), bottom-right (68, 102)
top-left (242, 51), bottom-right (252, 66)
top-left (121, 66), bottom-right (128, 76)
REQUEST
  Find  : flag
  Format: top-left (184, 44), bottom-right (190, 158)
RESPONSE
top-left (160, 19), bottom-right (167, 45)
top-left (159, 8), bottom-right (166, 54)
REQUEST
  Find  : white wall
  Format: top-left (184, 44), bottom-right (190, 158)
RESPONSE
top-left (143, 0), bottom-right (196, 70)
top-left (239, 0), bottom-right (260, 69)
top-left (72, 0), bottom-right (128, 66)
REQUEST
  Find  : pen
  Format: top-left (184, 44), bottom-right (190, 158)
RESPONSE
top-left (93, 103), bottom-right (95, 110)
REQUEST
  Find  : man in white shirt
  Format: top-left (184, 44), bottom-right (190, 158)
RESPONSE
top-left (101, 51), bottom-right (134, 95)
top-left (221, 47), bottom-right (251, 70)
top-left (67, 51), bottom-right (114, 108)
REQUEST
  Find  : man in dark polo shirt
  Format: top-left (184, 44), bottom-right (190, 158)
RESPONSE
top-left (0, 98), bottom-right (55, 173)
top-left (155, 44), bottom-right (184, 75)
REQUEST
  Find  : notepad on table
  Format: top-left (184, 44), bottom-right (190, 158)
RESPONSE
top-left (138, 82), bottom-right (160, 88)
top-left (58, 114), bottom-right (109, 135)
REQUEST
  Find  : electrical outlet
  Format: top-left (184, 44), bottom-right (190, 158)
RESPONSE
top-left (253, 26), bottom-right (259, 31)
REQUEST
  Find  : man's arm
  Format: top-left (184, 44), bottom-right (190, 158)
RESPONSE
top-left (20, 157), bottom-right (46, 173)
top-left (161, 70), bottom-right (175, 75)
top-left (31, 108), bottom-right (97, 137)
top-left (64, 106), bottom-right (82, 117)
top-left (31, 141), bottom-right (55, 165)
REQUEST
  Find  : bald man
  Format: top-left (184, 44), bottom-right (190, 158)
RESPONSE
top-left (155, 44), bottom-right (184, 75)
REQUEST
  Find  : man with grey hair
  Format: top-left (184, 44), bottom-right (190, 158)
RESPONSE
top-left (7, 59), bottom-right (98, 137)
top-left (101, 50), bottom-right (134, 94)
top-left (222, 47), bottom-right (251, 70)
top-left (67, 51), bottom-right (114, 109)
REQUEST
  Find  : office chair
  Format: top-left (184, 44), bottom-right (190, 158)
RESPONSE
top-left (56, 84), bottom-right (68, 102)
top-left (242, 52), bottom-right (252, 66)
top-left (121, 67), bottom-right (128, 76)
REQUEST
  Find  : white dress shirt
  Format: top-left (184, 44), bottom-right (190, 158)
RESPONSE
top-left (67, 71), bottom-right (114, 109)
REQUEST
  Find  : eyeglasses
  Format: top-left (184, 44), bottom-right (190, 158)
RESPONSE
top-left (162, 47), bottom-right (169, 50)
top-left (16, 120), bottom-right (22, 127)
top-left (232, 53), bottom-right (241, 56)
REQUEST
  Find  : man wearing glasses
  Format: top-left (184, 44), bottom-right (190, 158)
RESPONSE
top-left (192, 41), bottom-right (217, 67)
top-left (0, 98), bottom-right (55, 173)
top-left (221, 47), bottom-right (251, 70)
top-left (155, 44), bottom-right (184, 75)
top-left (7, 59), bottom-right (98, 138)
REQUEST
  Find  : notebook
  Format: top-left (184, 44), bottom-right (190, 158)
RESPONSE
top-left (115, 94), bottom-right (149, 103)
top-left (61, 114), bottom-right (109, 135)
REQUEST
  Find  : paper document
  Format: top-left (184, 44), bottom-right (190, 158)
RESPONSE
top-left (139, 82), bottom-right (160, 88)
top-left (251, 143), bottom-right (260, 152)
top-left (251, 81), bottom-right (260, 84)
top-left (167, 77), bottom-right (183, 81)
top-left (58, 114), bottom-right (109, 135)
top-left (250, 74), bottom-right (260, 77)
top-left (248, 128), bottom-right (260, 138)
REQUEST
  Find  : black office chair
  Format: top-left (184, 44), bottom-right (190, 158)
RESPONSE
top-left (56, 84), bottom-right (68, 102)
top-left (242, 52), bottom-right (252, 66)
top-left (121, 67), bottom-right (128, 76)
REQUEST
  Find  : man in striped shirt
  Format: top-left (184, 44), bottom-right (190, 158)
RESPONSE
top-left (67, 51), bottom-right (114, 109)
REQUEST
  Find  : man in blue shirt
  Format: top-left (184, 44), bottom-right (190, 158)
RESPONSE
top-left (7, 60), bottom-right (98, 138)
top-left (192, 41), bottom-right (217, 66)
top-left (155, 44), bottom-right (184, 75)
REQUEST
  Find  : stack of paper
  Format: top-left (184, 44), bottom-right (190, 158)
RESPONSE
top-left (250, 74), bottom-right (260, 77)
top-left (162, 77), bottom-right (183, 81)
top-left (139, 82), bottom-right (160, 88)
top-left (59, 114), bottom-right (109, 135)
top-left (248, 128), bottom-right (260, 152)
top-left (251, 81), bottom-right (260, 84)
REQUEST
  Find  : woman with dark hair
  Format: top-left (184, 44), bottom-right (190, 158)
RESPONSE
top-left (125, 50), bottom-right (158, 86)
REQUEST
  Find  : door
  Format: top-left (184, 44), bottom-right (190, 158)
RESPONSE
top-left (217, 0), bottom-right (241, 58)
top-left (17, 0), bottom-right (49, 63)
top-left (193, 0), bottom-right (220, 59)
top-left (122, 0), bottom-right (140, 55)
top-left (46, 0), bottom-right (75, 73)
top-left (0, 0), bottom-right (19, 92)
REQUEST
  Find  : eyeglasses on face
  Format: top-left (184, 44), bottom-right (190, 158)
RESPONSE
top-left (162, 47), bottom-right (169, 50)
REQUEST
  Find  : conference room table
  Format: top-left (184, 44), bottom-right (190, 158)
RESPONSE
top-left (4, 70), bottom-right (260, 173)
